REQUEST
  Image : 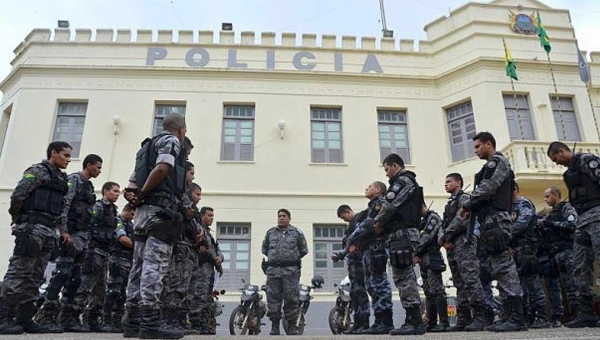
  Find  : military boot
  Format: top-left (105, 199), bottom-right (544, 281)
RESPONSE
top-left (112, 310), bottom-right (124, 331)
top-left (564, 296), bottom-right (599, 328)
top-left (186, 312), bottom-right (206, 335)
top-left (343, 314), bottom-right (369, 334)
top-left (356, 313), bottom-right (381, 334)
top-left (60, 307), bottom-right (88, 332)
top-left (389, 307), bottom-right (426, 336)
top-left (84, 309), bottom-right (102, 332)
top-left (17, 301), bottom-right (62, 333)
top-left (98, 312), bottom-right (121, 333)
top-left (364, 311), bottom-right (393, 334)
top-left (269, 318), bottom-right (280, 335)
top-left (286, 319), bottom-right (300, 336)
top-left (446, 306), bottom-right (472, 332)
top-left (529, 308), bottom-right (550, 329)
top-left (122, 306), bottom-right (141, 338)
top-left (33, 300), bottom-right (63, 333)
top-left (425, 298), bottom-right (438, 331)
top-left (0, 302), bottom-right (23, 334)
top-left (464, 304), bottom-right (492, 331)
top-left (139, 307), bottom-right (183, 339)
top-left (430, 297), bottom-right (449, 332)
top-left (492, 297), bottom-right (528, 332)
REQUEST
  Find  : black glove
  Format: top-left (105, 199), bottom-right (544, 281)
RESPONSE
top-left (331, 252), bottom-right (343, 263)
top-left (541, 219), bottom-right (554, 229)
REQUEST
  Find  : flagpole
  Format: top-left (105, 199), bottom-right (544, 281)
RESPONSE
top-left (510, 78), bottom-right (525, 139)
top-left (585, 81), bottom-right (600, 139)
top-left (545, 51), bottom-right (567, 140)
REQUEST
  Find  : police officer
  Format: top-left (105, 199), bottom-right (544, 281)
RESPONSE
top-left (262, 209), bottom-right (308, 335)
top-left (536, 186), bottom-right (578, 325)
top-left (331, 205), bottom-right (370, 334)
top-left (101, 203), bottom-right (136, 332)
top-left (72, 181), bottom-right (120, 331)
top-left (415, 204), bottom-right (448, 332)
top-left (510, 183), bottom-right (549, 328)
top-left (122, 113), bottom-right (188, 339)
top-left (162, 182), bottom-right (202, 333)
top-left (346, 181), bottom-right (394, 335)
top-left (460, 132), bottom-right (526, 332)
top-left (37, 154), bottom-right (102, 332)
top-left (0, 141), bottom-right (71, 334)
top-left (190, 205), bottom-right (223, 335)
top-left (374, 153), bottom-right (425, 336)
top-left (439, 173), bottom-right (492, 331)
top-left (547, 141), bottom-right (600, 328)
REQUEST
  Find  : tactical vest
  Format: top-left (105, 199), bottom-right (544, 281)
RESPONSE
top-left (442, 191), bottom-right (463, 229)
top-left (388, 171), bottom-right (423, 231)
top-left (563, 153), bottom-right (600, 214)
top-left (473, 154), bottom-right (515, 215)
top-left (113, 217), bottom-right (134, 260)
top-left (545, 202), bottom-right (574, 251)
top-left (21, 162), bottom-right (68, 224)
top-left (67, 177), bottom-right (96, 232)
top-left (91, 201), bottom-right (118, 249)
top-left (133, 133), bottom-right (186, 209)
top-left (510, 198), bottom-right (538, 249)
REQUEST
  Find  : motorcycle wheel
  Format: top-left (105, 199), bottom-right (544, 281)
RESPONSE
top-left (282, 314), bottom-right (305, 335)
top-left (328, 306), bottom-right (348, 334)
top-left (229, 306), bottom-right (250, 335)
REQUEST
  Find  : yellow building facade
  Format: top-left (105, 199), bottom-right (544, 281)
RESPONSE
top-left (0, 0), bottom-right (598, 292)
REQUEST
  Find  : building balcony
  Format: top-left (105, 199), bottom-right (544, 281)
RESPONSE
top-left (502, 141), bottom-right (600, 194)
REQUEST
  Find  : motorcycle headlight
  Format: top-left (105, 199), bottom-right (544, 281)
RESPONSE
top-left (244, 289), bottom-right (256, 296)
top-left (342, 289), bottom-right (350, 296)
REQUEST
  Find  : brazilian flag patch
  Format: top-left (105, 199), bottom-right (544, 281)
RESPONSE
top-left (24, 174), bottom-right (36, 182)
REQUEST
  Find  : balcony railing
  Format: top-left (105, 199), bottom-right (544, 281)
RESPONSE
top-left (501, 141), bottom-right (600, 176)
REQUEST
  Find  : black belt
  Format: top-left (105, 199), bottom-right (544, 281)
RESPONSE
top-left (265, 260), bottom-right (301, 267)
top-left (20, 213), bottom-right (58, 227)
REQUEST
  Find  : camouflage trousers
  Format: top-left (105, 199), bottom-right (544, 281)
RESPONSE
top-left (104, 255), bottom-right (132, 314)
top-left (513, 247), bottom-right (546, 321)
top-left (362, 246), bottom-right (393, 314)
top-left (572, 220), bottom-right (600, 306)
top-left (420, 264), bottom-right (447, 301)
top-left (189, 261), bottom-right (215, 326)
top-left (73, 247), bottom-right (109, 312)
top-left (447, 235), bottom-right (487, 318)
top-left (478, 241), bottom-right (495, 310)
top-left (390, 229), bottom-right (422, 310)
top-left (266, 273), bottom-right (300, 323)
top-left (0, 223), bottom-right (55, 309)
top-left (44, 231), bottom-right (89, 307)
top-left (139, 236), bottom-right (174, 309)
top-left (125, 236), bottom-right (145, 308)
top-left (347, 255), bottom-right (370, 320)
top-left (162, 242), bottom-right (197, 311)
top-left (554, 248), bottom-right (579, 314)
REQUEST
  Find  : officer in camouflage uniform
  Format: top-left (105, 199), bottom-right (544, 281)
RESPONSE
top-left (461, 132), bottom-right (525, 332)
top-left (0, 142), bottom-right (71, 334)
top-left (346, 181), bottom-right (394, 335)
top-left (439, 173), bottom-right (492, 331)
top-left (262, 209), bottom-right (308, 335)
top-left (72, 182), bottom-right (120, 331)
top-left (374, 153), bottom-right (425, 336)
top-left (189, 205), bottom-right (223, 335)
top-left (122, 113), bottom-right (188, 339)
top-left (331, 205), bottom-right (370, 334)
top-left (162, 182), bottom-right (201, 333)
top-left (38, 154), bottom-right (102, 332)
top-left (537, 186), bottom-right (579, 325)
top-left (535, 214), bottom-right (563, 326)
top-left (101, 203), bottom-right (136, 332)
top-left (510, 184), bottom-right (549, 328)
top-left (415, 205), bottom-right (448, 332)
top-left (547, 141), bottom-right (600, 328)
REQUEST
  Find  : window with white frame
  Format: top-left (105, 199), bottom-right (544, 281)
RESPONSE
top-left (313, 225), bottom-right (346, 291)
top-left (217, 223), bottom-right (251, 291)
top-left (551, 97), bottom-right (581, 141)
top-left (53, 102), bottom-right (88, 158)
top-left (378, 109), bottom-right (411, 164)
top-left (446, 101), bottom-right (477, 162)
top-left (153, 103), bottom-right (186, 136)
top-left (503, 94), bottom-right (535, 141)
top-left (221, 105), bottom-right (255, 161)
top-left (311, 108), bottom-right (343, 163)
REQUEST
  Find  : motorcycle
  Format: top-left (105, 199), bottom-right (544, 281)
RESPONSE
top-left (328, 276), bottom-right (352, 334)
top-left (229, 279), bottom-right (267, 335)
top-left (282, 275), bottom-right (324, 335)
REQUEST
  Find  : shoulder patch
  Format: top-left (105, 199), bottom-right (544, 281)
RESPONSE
top-left (588, 160), bottom-right (599, 169)
top-left (386, 192), bottom-right (396, 200)
top-left (24, 173), bottom-right (36, 182)
top-left (567, 215), bottom-right (575, 222)
top-left (391, 184), bottom-right (400, 192)
top-left (487, 160), bottom-right (497, 169)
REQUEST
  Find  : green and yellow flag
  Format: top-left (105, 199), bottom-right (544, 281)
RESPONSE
top-left (503, 39), bottom-right (518, 81)
top-left (536, 11), bottom-right (551, 53)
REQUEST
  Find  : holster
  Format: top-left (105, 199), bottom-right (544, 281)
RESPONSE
top-left (388, 234), bottom-right (412, 269)
top-left (147, 208), bottom-right (183, 244)
top-left (481, 223), bottom-right (508, 254)
top-left (428, 251), bottom-right (446, 273)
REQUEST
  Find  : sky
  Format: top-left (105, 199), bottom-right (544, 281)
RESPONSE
top-left (0, 0), bottom-right (598, 83)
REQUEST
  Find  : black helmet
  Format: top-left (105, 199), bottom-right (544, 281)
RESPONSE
top-left (311, 275), bottom-right (325, 288)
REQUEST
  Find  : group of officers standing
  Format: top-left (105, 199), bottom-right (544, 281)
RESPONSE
top-left (334, 131), bottom-right (600, 335)
top-left (0, 114), bottom-right (224, 339)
